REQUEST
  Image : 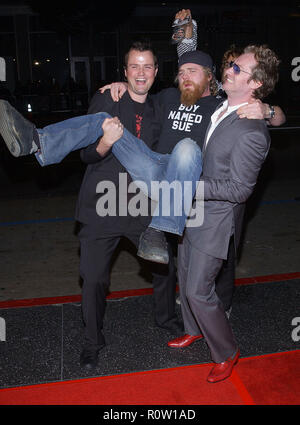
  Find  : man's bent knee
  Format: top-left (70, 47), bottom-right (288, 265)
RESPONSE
top-left (171, 138), bottom-right (201, 168)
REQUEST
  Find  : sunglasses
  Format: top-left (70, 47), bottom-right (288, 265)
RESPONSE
top-left (229, 61), bottom-right (252, 75)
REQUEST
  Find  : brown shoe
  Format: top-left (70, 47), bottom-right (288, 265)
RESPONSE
top-left (168, 333), bottom-right (203, 348)
top-left (207, 349), bottom-right (240, 383)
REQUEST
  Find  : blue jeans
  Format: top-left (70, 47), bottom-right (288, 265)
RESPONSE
top-left (112, 136), bottom-right (202, 236)
top-left (35, 112), bottom-right (202, 235)
top-left (35, 112), bottom-right (111, 166)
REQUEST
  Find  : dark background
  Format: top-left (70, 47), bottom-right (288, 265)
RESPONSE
top-left (0, 1), bottom-right (299, 112)
top-left (0, 0), bottom-right (299, 198)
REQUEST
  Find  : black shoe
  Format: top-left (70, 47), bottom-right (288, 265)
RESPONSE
top-left (137, 227), bottom-right (169, 264)
top-left (172, 16), bottom-right (191, 28)
top-left (80, 347), bottom-right (100, 370)
top-left (0, 100), bottom-right (38, 157)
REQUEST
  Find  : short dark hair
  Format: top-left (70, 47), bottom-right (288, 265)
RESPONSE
top-left (243, 44), bottom-right (280, 99)
top-left (124, 41), bottom-right (158, 69)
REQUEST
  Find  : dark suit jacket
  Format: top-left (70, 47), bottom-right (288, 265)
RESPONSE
top-left (186, 110), bottom-right (270, 260)
top-left (75, 90), bottom-right (161, 235)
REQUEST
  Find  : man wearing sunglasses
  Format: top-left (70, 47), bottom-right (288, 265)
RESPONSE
top-left (171, 45), bottom-right (280, 382)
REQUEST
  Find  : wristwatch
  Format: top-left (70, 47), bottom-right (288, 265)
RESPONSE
top-left (269, 105), bottom-right (275, 119)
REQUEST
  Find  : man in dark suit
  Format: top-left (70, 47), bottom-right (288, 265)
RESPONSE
top-left (75, 41), bottom-right (188, 369)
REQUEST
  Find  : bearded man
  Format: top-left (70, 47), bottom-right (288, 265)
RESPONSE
top-left (129, 50), bottom-right (220, 156)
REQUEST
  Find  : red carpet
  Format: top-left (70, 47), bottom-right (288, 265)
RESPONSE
top-left (0, 350), bottom-right (299, 405)
top-left (1, 272), bottom-right (299, 406)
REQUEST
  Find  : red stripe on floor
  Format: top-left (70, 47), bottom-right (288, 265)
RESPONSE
top-left (0, 288), bottom-right (153, 309)
top-left (235, 271), bottom-right (300, 286)
top-left (230, 369), bottom-right (255, 405)
top-left (0, 271), bottom-right (299, 309)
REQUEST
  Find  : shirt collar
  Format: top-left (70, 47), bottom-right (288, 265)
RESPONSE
top-left (211, 99), bottom-right (248, 124)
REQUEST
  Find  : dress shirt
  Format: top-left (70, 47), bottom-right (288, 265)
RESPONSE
top-left (204, 100), bottom-right (248, 150)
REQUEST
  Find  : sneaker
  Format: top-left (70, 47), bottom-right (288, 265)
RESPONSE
top-left (137, 227), bottom-right (169, 264)
top-left (172, 16), bottom-right (191, 28)
top-left (0, 100), bottom-right (38, 157)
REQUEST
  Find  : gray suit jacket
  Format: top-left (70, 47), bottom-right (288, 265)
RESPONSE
top-left (185, 109), bottom-right (270, 260)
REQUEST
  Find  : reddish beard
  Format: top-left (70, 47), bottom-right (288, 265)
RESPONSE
top-left (179, 80), bottom-right (208, 106)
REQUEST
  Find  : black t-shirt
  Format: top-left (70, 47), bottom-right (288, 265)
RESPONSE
top-left (134, 101), bottom-right (145, 139)
top-left (153, 88), bottom-right (222, 154)
top-left (76, 91), bottom-right (157, 231)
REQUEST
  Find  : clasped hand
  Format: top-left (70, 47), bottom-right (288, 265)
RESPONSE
top-left (237, 99), bottom-right (267, 120)
top-left (96, 117), bottom-right (124, 156)
top-left (102, 117), bottom-right (124, 144)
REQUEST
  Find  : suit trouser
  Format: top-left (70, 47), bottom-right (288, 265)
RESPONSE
top-left (178, 236), bottom-right (238, 363)
top-left (214, 236), bottom-right (235, 312)
top-left (78, 224), bottom-right (178, 350)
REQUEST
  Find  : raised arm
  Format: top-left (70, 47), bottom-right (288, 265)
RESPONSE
top-left (172, 9), bottom-right (198, 57)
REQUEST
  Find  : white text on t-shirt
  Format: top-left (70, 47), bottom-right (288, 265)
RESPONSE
top-left (168, 104), bottom-right (203, 132)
